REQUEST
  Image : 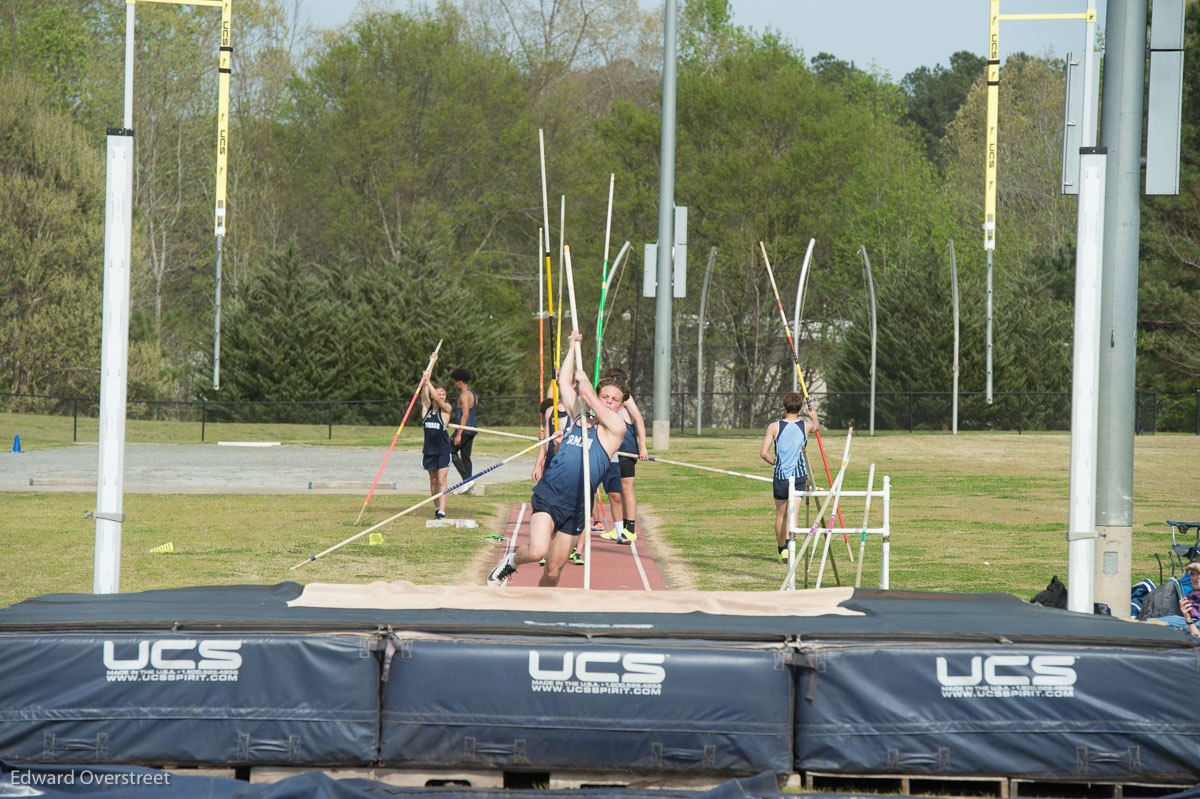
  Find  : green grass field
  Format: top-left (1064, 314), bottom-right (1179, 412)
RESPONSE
top-left (2, 432), bottom-right (1197, 608)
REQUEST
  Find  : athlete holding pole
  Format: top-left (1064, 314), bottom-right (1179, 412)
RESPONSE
top-left (486, 329), bottom-right (625, 588)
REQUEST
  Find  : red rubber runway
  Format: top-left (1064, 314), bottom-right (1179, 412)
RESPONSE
top-left (491, 502), bottom-right (666, 590)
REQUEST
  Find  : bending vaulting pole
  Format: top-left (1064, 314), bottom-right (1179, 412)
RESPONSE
top-left (791, 239), bottom-right (815, 393)
top-left (860, 246), bottom-right (878, 437)
top-left (595, 174), bottom-right (615, 381)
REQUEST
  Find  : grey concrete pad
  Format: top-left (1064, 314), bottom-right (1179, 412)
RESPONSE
top-left (0, 444), bottom-right (533, 494)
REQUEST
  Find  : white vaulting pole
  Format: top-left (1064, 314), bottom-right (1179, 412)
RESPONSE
top-left (563, 245), bottom-right (591, 589)
top-left (294, 439), bottom-right (551, 569)
top-left (854, 463), bottom-right (876, 588)
top-left (791, 238), bottom-right (815, 393)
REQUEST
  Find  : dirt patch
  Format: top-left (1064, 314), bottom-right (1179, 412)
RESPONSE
top-left (640, 503), bottom-right (697, 591)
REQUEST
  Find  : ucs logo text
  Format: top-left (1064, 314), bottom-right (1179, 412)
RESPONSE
top-left (528, 651), bottom-right (666, 684)
top-left (936, 654), bottom-right (1077, 687)
top-left (103, 640), bottom-right (243, 671)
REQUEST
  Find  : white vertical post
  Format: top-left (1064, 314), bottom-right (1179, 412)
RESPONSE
top-left (94, 131), bottom-right (135, 594)
top-left (786, 476), bottom-right (797, 591)
top-left (880, 476), bottom-right (891, 589)
top-left (1067, 149), bottom-right (1107, 613)
top-left (949, 240), bottom-right (960, 435)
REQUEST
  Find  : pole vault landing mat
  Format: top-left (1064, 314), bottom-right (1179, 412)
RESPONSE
top-left (0, 583), bottom-right (1197, 785)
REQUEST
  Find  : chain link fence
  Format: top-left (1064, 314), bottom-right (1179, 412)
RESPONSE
top-left (2, 389), bottom-right (1195, 445)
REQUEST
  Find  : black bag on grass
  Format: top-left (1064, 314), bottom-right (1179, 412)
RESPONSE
top-left (1030, 575), bottom-right (1068, 609)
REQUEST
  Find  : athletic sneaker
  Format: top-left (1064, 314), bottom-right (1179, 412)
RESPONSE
top-left (486, 554), bottom-right (516, 587)
top-left (539, 557), bottom-right (546, 566)
top-left (616, 531), bottom-right (637, 545)
top-left (778, 548), bottom-right (789, 564)
top-left (600, 529), bottom-right (620, 541)
top-left (435, 509), bottom-right (447, 520)
top-left (590, 522), bottom-right (605, 533)
top-left (569, 551), bottom-right (584, 565)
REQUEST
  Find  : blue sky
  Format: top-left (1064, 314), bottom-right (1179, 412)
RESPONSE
top-left (294, 0), bottom-right (1103, 82)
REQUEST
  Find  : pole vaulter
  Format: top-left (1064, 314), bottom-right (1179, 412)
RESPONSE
top-left (538, 130), bottom-right (561, 434)
top-left (758, 242), bottom-right (851, 549)
top-left (296, 437), bottom-right (552, 570)
top-left (562, 245), bottom-right (594, 589)
top-left (354, 340), bottom-right (442, 525)
top-left (594, 173), bottom-right (615, 382)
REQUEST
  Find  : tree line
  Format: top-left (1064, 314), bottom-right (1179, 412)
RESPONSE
top-left (0, 0), bottom-right (1195, 429)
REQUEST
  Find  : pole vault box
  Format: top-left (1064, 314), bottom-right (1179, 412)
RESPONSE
top-left (379, 637), bottom-right (793, 774)
top-left (0, 633), bottom-right (379, 766)
top-left (795, 643), bottom-right (1200, 782)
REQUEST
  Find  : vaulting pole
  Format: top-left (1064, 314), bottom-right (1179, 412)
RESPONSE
top-left (759, 242), bottom-right (847, 533)
top-left (563, 245), bottom-right (592, 589)
top-left (538, 130), bottom-right (560, 433)
top-left (854, 463), bottom-right (876, 588)
top-left (556, 195), bottom-right (566, 375)
top-left (297, 438), bottom-right (551, 569)
top-left (791, 239), bottom-right (815, 393)
top-left (355, 341), bottom-right (443, 525)
top-left (595, 173), bottom-right (615, 382)
top-left (538, 228), bottom-right (545, 405)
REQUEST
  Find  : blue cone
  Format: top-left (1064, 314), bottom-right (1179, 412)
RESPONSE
top-left (10, 435), bottom-right (21, 453)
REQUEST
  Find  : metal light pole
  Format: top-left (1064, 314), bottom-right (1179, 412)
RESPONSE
top-left (651, 0), bottom-right (678, 451)
top-left (1094, 0), bottom-right (1147, 616)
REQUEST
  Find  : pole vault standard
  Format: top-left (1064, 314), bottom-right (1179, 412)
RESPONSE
top-left (562, 245), bottom-right (593, 589)
top-left (594, 174), bottom-right (615, 382)
top-left (780, 428), bottom-right (853, 591)
top-left (96, 0), bottom-right (232, 593)
top-left (983, 0), bottom-right (1093, 405)
top-left (538, 130), bottom-right (560, 433)
top-left (294, 438), bottom-right (552, 570)
top-left (758, 242), bottom-right (847, 536)
top-left (354, 341), bottom-right (443, 525)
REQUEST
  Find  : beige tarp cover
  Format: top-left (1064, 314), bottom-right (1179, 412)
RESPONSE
top-left (289, 581), bottom-right (861, 617)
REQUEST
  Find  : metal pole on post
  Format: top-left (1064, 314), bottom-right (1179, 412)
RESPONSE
top-left (1095, 0), bottom-right (1146, 618)
top-left (94, 3), bottom-right (137, 595)
top-left (696, 247), bottom-right (715, 436)
top-left (652, 0), bottom-right (678, 452)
